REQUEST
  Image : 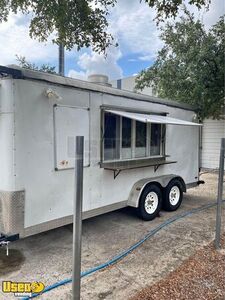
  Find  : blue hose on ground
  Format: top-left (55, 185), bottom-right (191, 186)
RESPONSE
top-left (22, 201), bottom-right (224, 300)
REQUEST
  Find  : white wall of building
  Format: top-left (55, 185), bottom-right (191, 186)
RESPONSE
top-left (110, 75), bottom-right (155, 96)
top-left (201, 119), bottom-right (225, 170)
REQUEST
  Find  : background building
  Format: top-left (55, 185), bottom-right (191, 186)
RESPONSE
top-left (110, 75), bottom-right (155, 97)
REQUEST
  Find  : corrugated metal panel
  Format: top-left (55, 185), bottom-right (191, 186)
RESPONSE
top-left (106, 110), bottom-right (201, 126)
top-left (201, 119), bottom-right (225, 169)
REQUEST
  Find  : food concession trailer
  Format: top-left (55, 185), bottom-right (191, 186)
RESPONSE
top-left (0, 66), bottom-right (202, 241)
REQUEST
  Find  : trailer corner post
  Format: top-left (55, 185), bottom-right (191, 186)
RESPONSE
top-left (215, 138), bottom-right (225, 250)
top-left (72, 136), bottom-right (84, 300)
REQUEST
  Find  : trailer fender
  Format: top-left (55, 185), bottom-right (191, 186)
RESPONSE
top-left (128, 174), bottom-right (186, 208)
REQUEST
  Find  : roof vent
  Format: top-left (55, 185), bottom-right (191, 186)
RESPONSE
top-left (88, 74), bottom-right (112, 87)
top-left (6, 64), bottom-right (22, 70)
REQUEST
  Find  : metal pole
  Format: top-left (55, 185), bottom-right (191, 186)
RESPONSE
top-left (59, 43), bottom-right (65, 76)
top-left (72, 136), bottom-right (84, 300)
top-left (215, 138), bottom-right (225, 249)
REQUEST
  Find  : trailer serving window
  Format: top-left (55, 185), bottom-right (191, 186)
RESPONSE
top-left (103, 111), bottom-right (165, 162)
top-left (101, 109), bottom-right (201, 176)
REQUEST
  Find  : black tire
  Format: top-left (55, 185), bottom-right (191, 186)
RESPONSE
top-left (138, 184), bottom-right (162, 221)
top-left (163, 179), bottom-right (183, 211)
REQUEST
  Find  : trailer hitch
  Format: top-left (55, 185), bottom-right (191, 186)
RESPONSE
top-left (0, 233), bottom-right (19, 256)
top-left (197, 180), bottom-right (205, 185)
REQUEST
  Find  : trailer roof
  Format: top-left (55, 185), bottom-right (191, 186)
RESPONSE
top-left (0, 65), bottom-right (195, 111)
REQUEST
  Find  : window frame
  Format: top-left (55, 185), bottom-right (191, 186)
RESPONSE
top-left (101, 110), bottom-right (166, 163)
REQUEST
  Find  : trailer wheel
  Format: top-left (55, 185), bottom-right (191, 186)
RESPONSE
top-left (163, 179), bottom-right (183, 211)
top-left (138, 184), bottom-right (162, 221)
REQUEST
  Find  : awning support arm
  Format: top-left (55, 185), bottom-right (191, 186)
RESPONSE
top-left (114, 169), bottom-right (121, 179)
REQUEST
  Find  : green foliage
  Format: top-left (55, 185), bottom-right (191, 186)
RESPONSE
top-left (0, 0), bottom-right (117, 53)
top-left (144, 0), bottom-right (210, 21)
top-left (16, 55), bottom-right (56, 74)
top-left (0, 1), bottom-right (209, 53)
top-left (136, 11), bottom-right (225, 120)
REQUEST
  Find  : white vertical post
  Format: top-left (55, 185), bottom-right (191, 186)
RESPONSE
top-left (72, 136), bottom-right (84, 300)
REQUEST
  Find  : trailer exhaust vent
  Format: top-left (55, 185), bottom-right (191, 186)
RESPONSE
top-left (88, 74), bottom-right (112, 87)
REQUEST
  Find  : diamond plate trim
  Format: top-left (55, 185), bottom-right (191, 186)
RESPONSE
top-left (0, 190), bottom-right (127, 238)
top-left (0, 190), bottom-right (25, 236)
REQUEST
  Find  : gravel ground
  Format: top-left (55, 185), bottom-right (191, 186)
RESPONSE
top-left (0, 172), bottom-right (224, 299)
top-left (130, 235), bottom-right (225, 300)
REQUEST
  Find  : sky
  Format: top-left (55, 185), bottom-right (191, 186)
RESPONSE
top-left (0, 0), bottom-right (223, 81)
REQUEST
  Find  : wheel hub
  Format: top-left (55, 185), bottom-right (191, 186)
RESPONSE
top-left (144, 192), bottom-right (159, 214)
top-left (169, 186), bottom-right (180, 206)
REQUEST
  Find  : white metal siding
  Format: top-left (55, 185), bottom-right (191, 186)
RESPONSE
top-left (201, 119), bottom-right (225, 169)
top-left (0, 79), bottom-right (16, 190)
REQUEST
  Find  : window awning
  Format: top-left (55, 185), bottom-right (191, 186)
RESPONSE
top-left (105, 110), bottom-right (202, 126)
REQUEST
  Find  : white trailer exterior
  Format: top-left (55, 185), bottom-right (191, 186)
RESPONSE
top-left (0, 66), bottom-right (201, 239)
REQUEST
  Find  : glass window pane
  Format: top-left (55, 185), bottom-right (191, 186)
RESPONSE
top-left (104, 113), bottom-right (120, 160)
top-left (135, 121), bottom-right (147, 157)
top-left (122, 117), bottom-right (131, 147)
top-left (150, 123), bottom-right (161, 156)
top-left (122, 117), bottom-right (132, 159)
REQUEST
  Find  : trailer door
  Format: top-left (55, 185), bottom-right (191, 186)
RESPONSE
top-left (54, 105), bottom-right (90, 170)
